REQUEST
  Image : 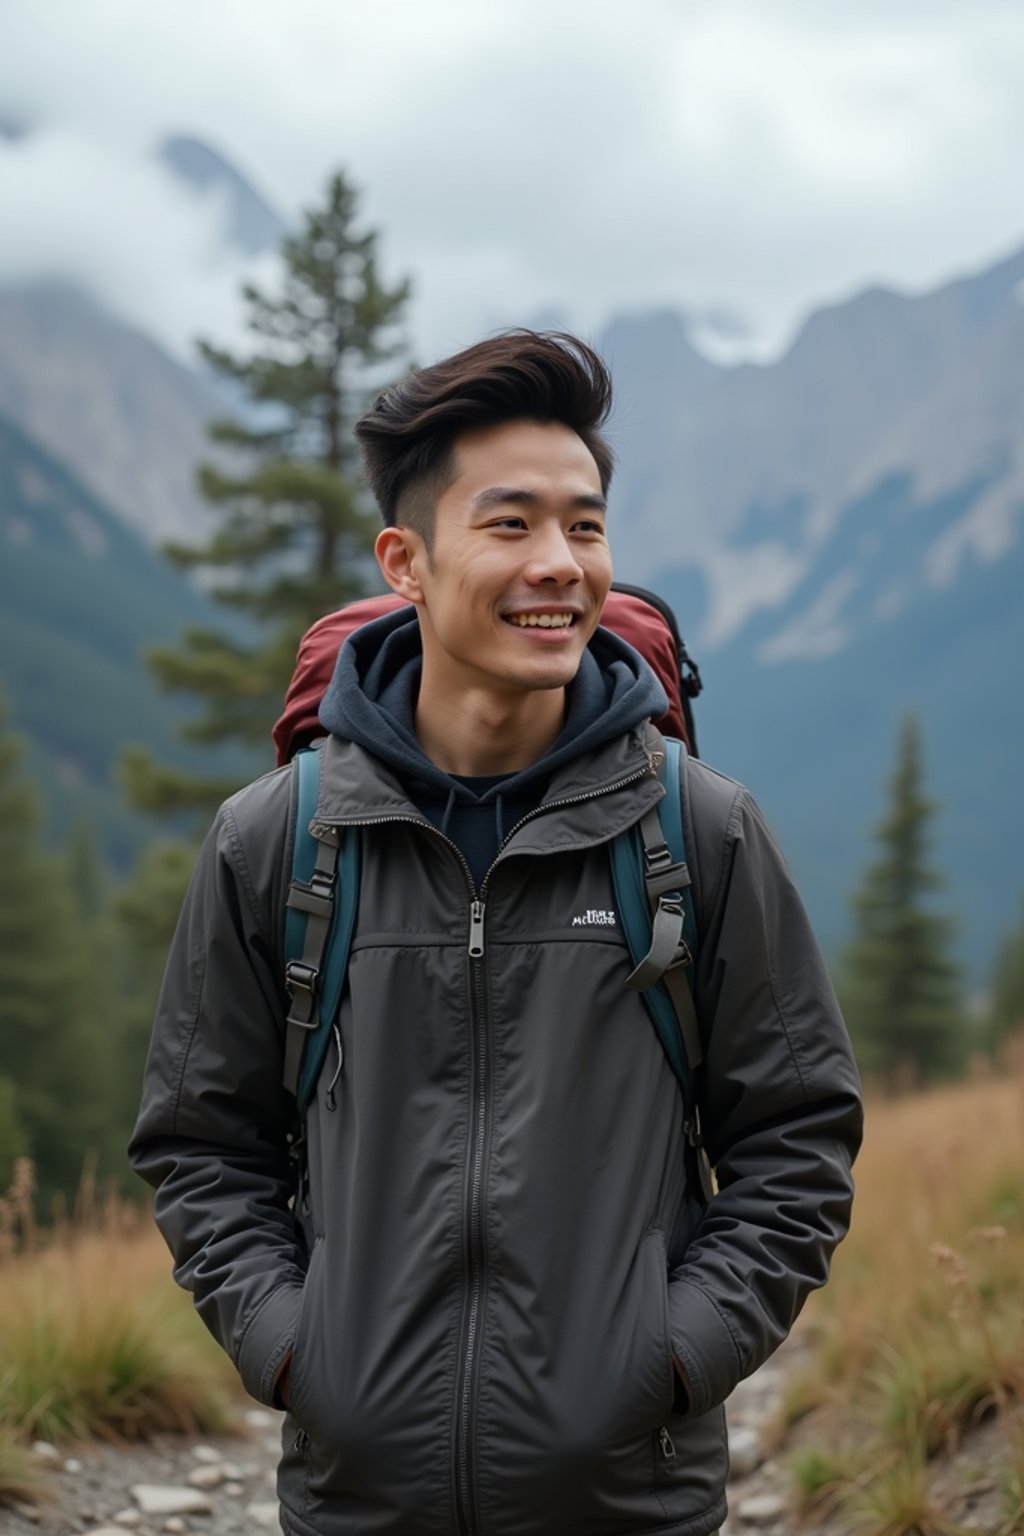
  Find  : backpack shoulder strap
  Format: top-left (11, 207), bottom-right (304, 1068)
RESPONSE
top-left (283, 747), bottom-right (361, 1114)
top-left (609, 737), bottom-right (702, 1093)
top-left (610, 738), bottom-right (713, 1198)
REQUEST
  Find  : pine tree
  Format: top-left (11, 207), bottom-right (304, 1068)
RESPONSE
top-left (0, 692), bottom-right (100, 1197)
top-left (123, 170), bottom-right (410, 820)
top-left (839, 715), bottom-right (963, 1088)
top-left (101, 840), bottom-right (203, 1170)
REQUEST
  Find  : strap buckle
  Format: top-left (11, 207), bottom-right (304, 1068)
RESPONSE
top-left (643, 834), bottom-right (675, 876)
top-left (285, 960), bottom-right (320, 1030)
top-left (286, 868), bottom-right (336, 920)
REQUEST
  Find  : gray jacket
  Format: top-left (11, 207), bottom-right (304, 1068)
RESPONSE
top-left (130, 722), bottom-right (862, 1536)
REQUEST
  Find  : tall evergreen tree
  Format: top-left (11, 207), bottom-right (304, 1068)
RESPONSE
top-left (123, 169), bottom-right (410, 820)
top-left (838, 715), bottom-right (963, 1088)
top-left (0, 692), bottom-right (102, 1197)
top-left (105, 838), bottom-right (203, 1153)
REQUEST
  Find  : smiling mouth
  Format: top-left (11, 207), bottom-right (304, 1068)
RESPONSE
top-left (503, 612), bottom-right (578, 629)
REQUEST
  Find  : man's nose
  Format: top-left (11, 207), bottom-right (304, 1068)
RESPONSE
top-left (524, 525), bottom-right (583, 585)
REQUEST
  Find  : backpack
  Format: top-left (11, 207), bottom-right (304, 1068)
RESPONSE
top-left (272, 585), bottom-right (702, 766)
top-left (275, 587), bottom-right (711, 1190)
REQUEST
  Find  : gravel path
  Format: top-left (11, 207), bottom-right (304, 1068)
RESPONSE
top-left (3, 1409), bottom-right (285, 1536)
top-left (2, 1339), bottom-right (1010, 1536)
top-left (2, 1364), bottom-right (796, 1536)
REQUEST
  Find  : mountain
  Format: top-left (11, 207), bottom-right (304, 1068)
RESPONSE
top-left (599, 248), bottom-right (1024, 985)
top-left (1, 163), bottom-right (1021, 983)
top-left (156, 133), bottom-right (287, 255)
top-left (0, 413), bottom-right (259, 864)
top-left (0, 281), bottom-right (220, 546)
top-left (674, 527), bottom-right (1023, 990)
top-left (603, 244), bottom-right (1024, 653)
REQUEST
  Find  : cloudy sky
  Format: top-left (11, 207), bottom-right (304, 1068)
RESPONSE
top-left (2, 0), bottom-right (1023, 368)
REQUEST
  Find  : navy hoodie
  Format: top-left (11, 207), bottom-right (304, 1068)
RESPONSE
top-left (318, 607), bottom-right (667, 887)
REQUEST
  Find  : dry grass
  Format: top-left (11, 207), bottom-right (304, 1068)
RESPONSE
top-left (0, 1422), bottom-right (43, 1507)
top-left (0, 1160), bottom-right (238, 1503)
top-left (780, 1064), bottom-right (1024, 1533)
top-left (845, 1451), bottom-right (972, 1536)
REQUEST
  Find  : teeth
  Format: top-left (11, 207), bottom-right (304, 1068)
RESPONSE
top-left (508, 613), bottom-right (574, 628)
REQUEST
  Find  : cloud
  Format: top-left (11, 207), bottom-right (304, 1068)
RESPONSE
top-left (2, 0), bottom-right (1024, 367)
top-left (0, 127), bottom-right (282, 362)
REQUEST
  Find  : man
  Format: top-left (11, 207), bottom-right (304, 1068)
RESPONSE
top-left (131, 331), bottom-right (862, 1536)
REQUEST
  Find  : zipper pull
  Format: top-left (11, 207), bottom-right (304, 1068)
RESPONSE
top-left (658, 1425), bottom-right (676, 1463)
top-left (468, 900), bottom-right (486, 958)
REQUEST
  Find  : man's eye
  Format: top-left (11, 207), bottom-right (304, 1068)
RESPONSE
top-left (572, 520), bottom-right (606, 535)
top-left (491, 517), bottom-right (528, 530)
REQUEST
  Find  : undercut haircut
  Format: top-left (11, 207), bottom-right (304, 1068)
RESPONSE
top-left (354, 330), bottom-right (614, 548)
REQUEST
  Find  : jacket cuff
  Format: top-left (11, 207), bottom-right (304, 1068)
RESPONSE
top-left (667, 1277), bottom-right (742, 1417)
top-left (236, 1283), bottom-right (305, 1405)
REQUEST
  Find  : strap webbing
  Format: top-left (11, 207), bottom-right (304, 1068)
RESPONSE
top-left (628, 794), bottom-right (703, 1075)
top-left (283, 831), bottom-right (339, 1094)
top-left (283, 748), bottom-right (361, 1111)
top-left (610, 737), bottom-right (703, 1108)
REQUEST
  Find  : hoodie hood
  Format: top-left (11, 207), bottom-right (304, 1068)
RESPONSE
top-left (318, 606), bottom-right (667, 804)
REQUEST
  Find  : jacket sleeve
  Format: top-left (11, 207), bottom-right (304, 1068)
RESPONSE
top-left (666, 765), bottom-right (863, 1416)
top-left (128, 778), bottom-right (306, 1406)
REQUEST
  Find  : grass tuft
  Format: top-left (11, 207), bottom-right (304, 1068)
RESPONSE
top-left (784, 1071), bottom-right (1024, 1522)
top-left (789, 1442), bottom-right (861, 1518)
top-left (0, 1421), bottom-right (44, 1508)
top-left (0, 1163), bottom-right (239, 1502)
top-left (846, 1452), bottom-right (970, 1536)
top-left (0, 1267), bottom-right (234, 1443)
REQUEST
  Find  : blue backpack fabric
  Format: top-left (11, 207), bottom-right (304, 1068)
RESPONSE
top-left (283, 738), bottom-right (704, 1149)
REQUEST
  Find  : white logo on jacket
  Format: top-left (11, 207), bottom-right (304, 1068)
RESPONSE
top-left (571, 909), bottom-right (617, 927)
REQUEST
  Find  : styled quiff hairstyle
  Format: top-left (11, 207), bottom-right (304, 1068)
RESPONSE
top-left (354, 330), bottom-right (614, 545)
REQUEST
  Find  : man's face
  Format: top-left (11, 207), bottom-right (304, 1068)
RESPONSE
top-left (409, 419), bottom-right (613, 698)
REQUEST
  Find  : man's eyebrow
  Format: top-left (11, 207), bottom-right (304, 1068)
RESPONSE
top-left (471, 487), bottom-right (607, 513)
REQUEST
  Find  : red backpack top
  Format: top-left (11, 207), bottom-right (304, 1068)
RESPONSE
top-left (272, 587), bottom-right (698, 766)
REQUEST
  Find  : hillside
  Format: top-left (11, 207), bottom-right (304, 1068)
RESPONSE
top-left (682, 523), bottom-right (1024, 984)
top-left (0, 282), bottom-right (220, 546)
top-left (600, 250), bottom-right (1024, 983)
top-left (0, 149), bottom-right (1021, 979)
top-left (0, 415), bottom-right (260, 863)
top-left (604, 243), bottom-right (1024, 653)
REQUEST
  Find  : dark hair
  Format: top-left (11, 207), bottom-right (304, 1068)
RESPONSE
top-left (355, 330), bottom-right (614, 543)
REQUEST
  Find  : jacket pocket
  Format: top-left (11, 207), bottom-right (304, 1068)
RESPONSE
top-left (654, 1401), bottom-right (730, 1524)
top-left (641, 1226), bottom-right (676, 1429)
top-left (286, 1233), bottom-right (324, 1427)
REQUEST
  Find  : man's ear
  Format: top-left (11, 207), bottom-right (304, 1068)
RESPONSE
top-left (376, 526), bottom-right (425, 603)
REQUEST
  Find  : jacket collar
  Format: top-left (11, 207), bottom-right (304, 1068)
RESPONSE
top-left (314, 722), bottom-right (668, 851)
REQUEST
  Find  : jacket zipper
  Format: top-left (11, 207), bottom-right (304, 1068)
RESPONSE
top-left (457, 930), bottom-right (489, 1536)
top-left (311, 750), bottom-right (659, 1534)
top-left (312, 811), bottom-right (486, 1534)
